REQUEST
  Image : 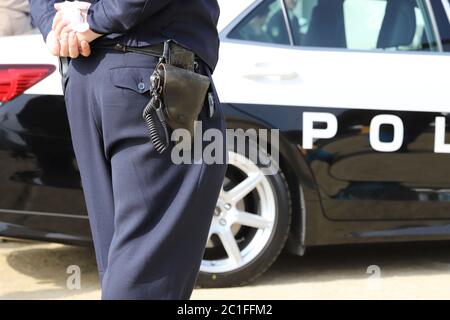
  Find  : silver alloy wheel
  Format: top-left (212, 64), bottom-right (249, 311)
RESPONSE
top-left (201, 151), bottom-right (276, 274)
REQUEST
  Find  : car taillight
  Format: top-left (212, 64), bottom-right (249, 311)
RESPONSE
top-left (0, 65), bottom-right (56, 104)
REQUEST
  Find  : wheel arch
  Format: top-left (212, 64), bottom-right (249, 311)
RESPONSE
top-left (224, 116), bottom-right (324, 255)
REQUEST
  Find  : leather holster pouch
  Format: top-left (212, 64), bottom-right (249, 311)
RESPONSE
top-left (142, 41), bottom-right (212, 153)
top-left (157, 62), bottom-right (211, 138)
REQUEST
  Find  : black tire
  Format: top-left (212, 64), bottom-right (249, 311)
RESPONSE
top-left (197, 132), bottom-right (292, 288)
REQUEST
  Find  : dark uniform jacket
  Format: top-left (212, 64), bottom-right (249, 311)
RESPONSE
top-left (29, 0), bottom-right (221, 70)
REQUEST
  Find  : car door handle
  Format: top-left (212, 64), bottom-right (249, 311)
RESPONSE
top-left (242, 63), bottom-right (299, 81)
top-left (243, 70), bottom-right (299, 81)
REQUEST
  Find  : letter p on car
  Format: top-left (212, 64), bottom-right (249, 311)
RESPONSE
top-left (302, 112), bottom-right (338, 149)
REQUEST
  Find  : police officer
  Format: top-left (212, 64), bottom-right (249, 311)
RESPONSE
top-left (29, 0), bottom-right (226, 299)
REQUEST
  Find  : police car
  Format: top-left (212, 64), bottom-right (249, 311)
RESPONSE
top-left (1, 0), bottom-right (450, 288)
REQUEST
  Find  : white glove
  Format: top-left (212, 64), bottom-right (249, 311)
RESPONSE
top-left (59, 1), bottom-right (91, 33)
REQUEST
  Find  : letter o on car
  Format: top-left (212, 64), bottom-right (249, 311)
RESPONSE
top-left (370, 114), bottom-right (404, 152)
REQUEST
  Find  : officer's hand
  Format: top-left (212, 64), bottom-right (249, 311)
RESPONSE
top-left (51, 18), bottom-right (92, 58)
top-left (46, 30), bottom-right (61, 56)
top-left (52, 1), bottom-right (97, 58)
top-left (50, 24), bottom-right (90, 58)
top-left (53, 1), bottom-right (101, 43)
top-left (66, 32), bottom-right (92, 59)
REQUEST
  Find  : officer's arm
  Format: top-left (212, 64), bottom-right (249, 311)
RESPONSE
top-left (87, 0), bottom-right (173, 34)
top-left (29, 0), bottom-right (63, 40)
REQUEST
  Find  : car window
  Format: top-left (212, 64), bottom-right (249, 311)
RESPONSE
top-left (228, 0), bottom-right (291, 45)
top-left (348, 0), bottom-right (437, 51)
top-left (287, 0), bottom-right (438, 51)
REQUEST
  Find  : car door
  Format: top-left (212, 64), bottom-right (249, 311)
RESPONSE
top-left (215, 0), bottom-right (450, 221)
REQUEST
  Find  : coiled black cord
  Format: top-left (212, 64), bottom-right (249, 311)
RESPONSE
top-left (142, 95), bottom-right (170, 154)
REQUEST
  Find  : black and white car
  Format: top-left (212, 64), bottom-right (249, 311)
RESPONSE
top-left (1, 0), bottom-right (450, 287)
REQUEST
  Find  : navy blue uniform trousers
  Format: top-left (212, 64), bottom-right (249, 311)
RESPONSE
top-left (63, 48), bottom-right (227, 299)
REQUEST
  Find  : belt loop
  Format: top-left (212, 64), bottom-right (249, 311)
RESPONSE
top-left (162, 40), bottom-right (171, 63)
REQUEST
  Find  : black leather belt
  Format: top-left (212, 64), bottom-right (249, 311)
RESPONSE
top-left (92, 43), bottom-right (165, 59)
top-left (57, 44), bottom-right (163, 83)
top-left (58, 42), bottom-right (203, 81)
top-left (92, 42), bottom-right (202, 71)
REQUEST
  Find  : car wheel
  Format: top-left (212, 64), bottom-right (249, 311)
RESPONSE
top-left (197, 136), bottom-right (291, 288)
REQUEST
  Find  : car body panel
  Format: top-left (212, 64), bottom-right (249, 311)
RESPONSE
top-left (0, 94), bottom-right (90, 244)
top-left (215, 41), bottom-right (450, 112)
top-left (1, 34), bottom-right (63, 95)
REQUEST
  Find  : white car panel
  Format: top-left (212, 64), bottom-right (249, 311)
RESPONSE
top-left (215, 40), bottom-right (450, 113)
top-left (0, 34), bottom-right (63, 95)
